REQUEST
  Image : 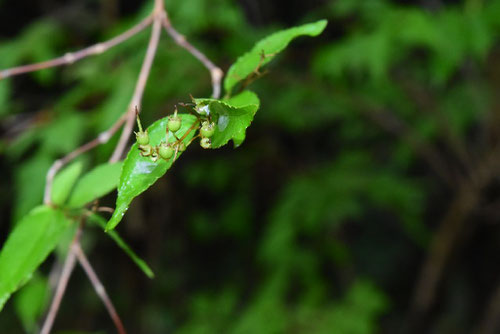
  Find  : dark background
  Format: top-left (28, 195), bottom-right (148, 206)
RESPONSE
top-left (2, 0), bottom-right (500, 333)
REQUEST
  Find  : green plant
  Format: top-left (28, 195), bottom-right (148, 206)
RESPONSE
top-left (0, 1), bottom-right (326, 332)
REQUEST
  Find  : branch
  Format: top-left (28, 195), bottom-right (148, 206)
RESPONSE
top-left (73, 243), bottom-right (127, 334)
top-left (0, 14), bottom-right (154, 80)
top-left (110, 12), bottom-right (163, 162)
top-left (409, 147), bottom-right (500, 326)
top-left (40, 224), bottom-right (83, 334)
top-left (43, 115), bottom-right (127, 205)
top-left (162, 13), bottom-right (223, 99)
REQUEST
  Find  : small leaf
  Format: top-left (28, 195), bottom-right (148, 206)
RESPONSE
top-left (87, 213), bottom-right (154, 278)
top-left (195, 91), bottom-right (260, 148)
top-left (0, 206), bottom-right (71, 310)
top-left (106, 114), bottom-right (198, 231)
top-left (68, 162), bottom-right (123, 208)
top-left (224, 20), bottom-right (327, 94)
top-left (51, 161), bottom-right (83, 205)
top-left (14, 273), bottom-right (48, 332)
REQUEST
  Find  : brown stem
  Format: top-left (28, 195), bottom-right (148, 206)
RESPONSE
top-left (410, 184), bottom-right (478, 317)
top-left (178, 120), bottom-right (200, 142)
top-left (43, 115), bottom-right (127, 205)
top-left (162, 14), bottom-right (223, 99)
top-left (40, 224), bottom-right (84, 334)
top-left (0, 14), bottom-right (153, 80)
top-left (73, 243), bottom-right (127, 334)
top-left (110, 11), bottom-right (163, 162)
top-left (409, 148), bottom-right (500, 325)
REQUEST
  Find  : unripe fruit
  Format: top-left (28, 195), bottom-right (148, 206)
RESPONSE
top-left (200, 137), bottom-right (211, 149)
top-left (158, 142), bottom-right (174, 160)
top-left (168, 113), bottom-right (182, 133)
top-left (200, 121), bottom-right (215, 138)
top-left (136, 131), bottom-right (149, 146)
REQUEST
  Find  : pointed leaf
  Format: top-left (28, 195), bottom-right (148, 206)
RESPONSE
top-left (224, 20), bottom-right (327, 94)
top-left (195, 91), bottom-right (260, 148)
top-left (0, 206), bottom-right (71, 310)
top-left (51, 161), bottom-right (83, 205)
top-left (68, 162), bottom-right (123, 208)
top-left (88, 213), bottom-right (154, 278)
top-left (106, 114), bottom-right (198, 231)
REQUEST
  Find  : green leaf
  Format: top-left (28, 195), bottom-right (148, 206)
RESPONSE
top-left (0, 205), bottom-right (71, 310)
top-left (51, 161), bottom-right (84, 206)
top-left (14, 273), bottom-right (48, 332)
top-left (195, 91), bottom-right (260, 148)
top-left (68, 162), bottom-right (123, 208)
top-left (224, 20), bottom-right (327, 94)
top-left (87, 213), bottom-right (154, 278)
top-left (106, 114), bottom-right (198, 231)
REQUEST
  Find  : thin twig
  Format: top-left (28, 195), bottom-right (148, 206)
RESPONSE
top-left (162, 13), bottom-right (223, 99)
top-left (43, 115), bottom-right (127, 205)
top-left (0, 14), bottom-right (153, 80)
top-left (40, 223), bottom-right (84, 334)
top-left (73, 243), bottom-right (127, 334)
top-left (409, 146), bottom-right (500, 327)
top-left (110, 11), bottom-right (163, 162)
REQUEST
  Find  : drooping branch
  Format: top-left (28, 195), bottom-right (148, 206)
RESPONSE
top-left (162, 13), bottom-right (223, 99)
top-left (73, 243), bottom-right (127, 334)
top-left (0, 14), bottom-right (154, 80)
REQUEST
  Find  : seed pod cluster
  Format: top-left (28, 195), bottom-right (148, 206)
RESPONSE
top-left (135, 106), bottom-right (218, 163)
top-left (199, 120), bottom-right (215, 149)
top-left (135, 110), bottom-right (185, 163)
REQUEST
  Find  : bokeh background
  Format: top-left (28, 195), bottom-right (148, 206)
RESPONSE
top-left (2, 0), bottom-right (500, 333)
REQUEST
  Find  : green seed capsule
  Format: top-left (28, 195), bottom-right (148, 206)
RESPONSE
top-left (158, 142), bottom-right (174, 160)
top-left (136, 131), bottom-right (149, 146)
top-left (200, 121), bottom-right (215, 138)
top-left (200, 137), bottom-right (211, 149)
top-left (168, 112), bottom-right (182, 133)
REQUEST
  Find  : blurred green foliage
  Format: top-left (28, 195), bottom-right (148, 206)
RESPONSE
top-left (1, 0), bottom-right (500, 333)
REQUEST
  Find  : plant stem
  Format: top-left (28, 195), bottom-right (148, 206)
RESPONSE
top-left (110, 10), bottom-right (163, 162)
top-left (73, 243), bottom-right (127, 334)
top-left (0, 14), bottom-right (154, 80)
top-left (162, 13), bottom-right (223, 99)
top-left (40, 224), bottom-right (83, 334)
top-left (43, 115), bottom-right (127, 205)
top-left (8, 0), bottom-right (224, 332)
